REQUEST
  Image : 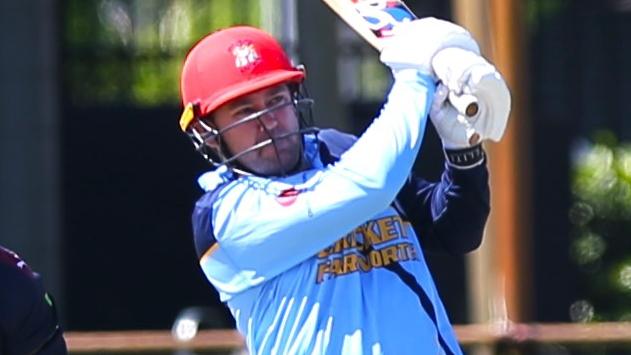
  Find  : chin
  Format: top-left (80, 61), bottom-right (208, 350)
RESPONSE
top-left (246, 138), bottom-right (303, 175)
top-left (254, 153), bottom-right (301, 176)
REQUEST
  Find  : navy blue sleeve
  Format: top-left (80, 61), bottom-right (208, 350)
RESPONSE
top-left (192, 191), bottom-right (219, 259)
top-left (191, 182), bottom-right (233, 260)
top-left (394, 160), bottom-right (490, 254)
top-left (316, 129), bottom-right (358, 159)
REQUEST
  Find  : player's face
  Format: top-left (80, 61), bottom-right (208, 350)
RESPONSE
top-left (212, 84), bottom-right (302, 176)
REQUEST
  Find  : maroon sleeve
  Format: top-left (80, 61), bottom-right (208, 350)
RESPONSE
top-left (0, 246), bottom-right (67, 355)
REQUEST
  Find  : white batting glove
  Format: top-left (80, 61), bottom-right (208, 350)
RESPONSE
top-left (430, 83), bottom-right (476, 149)
top-left (379, 17), bottom-right (480, 78)
top-left (430, 48), bottom-right (511, 148)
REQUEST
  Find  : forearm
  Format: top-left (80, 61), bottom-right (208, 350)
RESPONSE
top-left (431, 160), bottom-right (490, 253)
top-left (329, 70), bottom-right (434, 201)
top-left (398, 158), bottom-right (490, 254)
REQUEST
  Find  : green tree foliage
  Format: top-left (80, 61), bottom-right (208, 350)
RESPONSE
top-left (570, 131), bottom-right (631, 322)
top-left (64, 0), bottom-right (261, 106)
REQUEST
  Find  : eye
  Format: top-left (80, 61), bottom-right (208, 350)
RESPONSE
top-left (268, 94), bottom-right (289, 107)
top-left (233, 107), bottom-right (256, 119)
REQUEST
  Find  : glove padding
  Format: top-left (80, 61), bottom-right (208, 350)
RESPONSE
top-left (379, 17), bottom-right (480, 78)
top-left (430, 48), bottom-right (511, 148)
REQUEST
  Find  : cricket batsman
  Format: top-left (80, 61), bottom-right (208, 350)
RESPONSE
top-left (0, 245), bottom-right (67, 354)
top-left (179, 17), bottom-right (510, 354)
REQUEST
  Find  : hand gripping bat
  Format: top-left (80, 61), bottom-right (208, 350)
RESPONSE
top-left (323, 0), bottom-right (479, 117)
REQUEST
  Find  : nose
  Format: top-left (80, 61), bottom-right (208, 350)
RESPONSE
top-left (258, 111), bottom-right (279, 131)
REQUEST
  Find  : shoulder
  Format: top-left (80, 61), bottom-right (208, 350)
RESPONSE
top-left (0, 246), bottom-right (39, 295)
top-left (0, 246), bottom-right (65, 354)
top-left (318, 129), bottom-right (357, 154)
top-left (317, 129), bottom-right (358, 161)
top-left (195, 185), bottom-right (225, 209)
top-left (0, 246), bottom-right (40, 317)
top-left (191, 182), bottom-right (233, 259)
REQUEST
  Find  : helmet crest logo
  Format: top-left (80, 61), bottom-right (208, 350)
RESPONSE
top-left (231, 41), bottom-right (260, 71)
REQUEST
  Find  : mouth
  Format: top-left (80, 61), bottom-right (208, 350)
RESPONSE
top-left (260, 137), bottom-right (289, 156)
top-left (259, 129), bottom-right (295, 146)
top-left (258, 131), bottom-right (300, 157)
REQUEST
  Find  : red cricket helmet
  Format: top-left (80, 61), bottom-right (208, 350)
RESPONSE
top-left (179, 26), bottom-right (305, 132)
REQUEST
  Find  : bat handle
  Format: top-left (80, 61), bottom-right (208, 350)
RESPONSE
top-left (448, 92), bottom-right (479, 118)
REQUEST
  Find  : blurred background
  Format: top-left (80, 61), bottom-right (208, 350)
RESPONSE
top-left (1, 0), bottom-right (631, 354)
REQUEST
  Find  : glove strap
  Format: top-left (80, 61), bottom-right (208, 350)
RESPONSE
top-left (444, 144), bottom-right (485, 169)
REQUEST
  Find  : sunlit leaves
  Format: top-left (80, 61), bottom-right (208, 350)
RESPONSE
top-left (65, 0), bottom-right (261, 107)
top-left (570, 133), bottom-right (631, 321)
top-left (570, 232), bottom-right (606, 266)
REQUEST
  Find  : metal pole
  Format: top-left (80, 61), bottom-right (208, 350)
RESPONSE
top-left (452, 0), bottom-right (533, 333)
top-left (0, 0), bottom-right (63, 317)
top-left (260, 0), bottom-right (298, 59)
top-left (487, 0), bottom-right (533, 323)
top-left (296, 1), bottom-right (349, 131)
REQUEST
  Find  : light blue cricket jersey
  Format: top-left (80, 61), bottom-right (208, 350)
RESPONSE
top-left (192, 70), bottom-right (463, 354)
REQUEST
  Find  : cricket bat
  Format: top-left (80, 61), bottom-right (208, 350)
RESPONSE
top-left (322, 0), bottom-right (479, 118)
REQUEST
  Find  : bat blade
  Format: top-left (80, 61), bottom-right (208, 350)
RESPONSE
top-left (323, 0), bottom-right (416, 50)
top-left (321, 0), bottom-right (387, 49)
top-left (322, 0), bottom-right (479, 118)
